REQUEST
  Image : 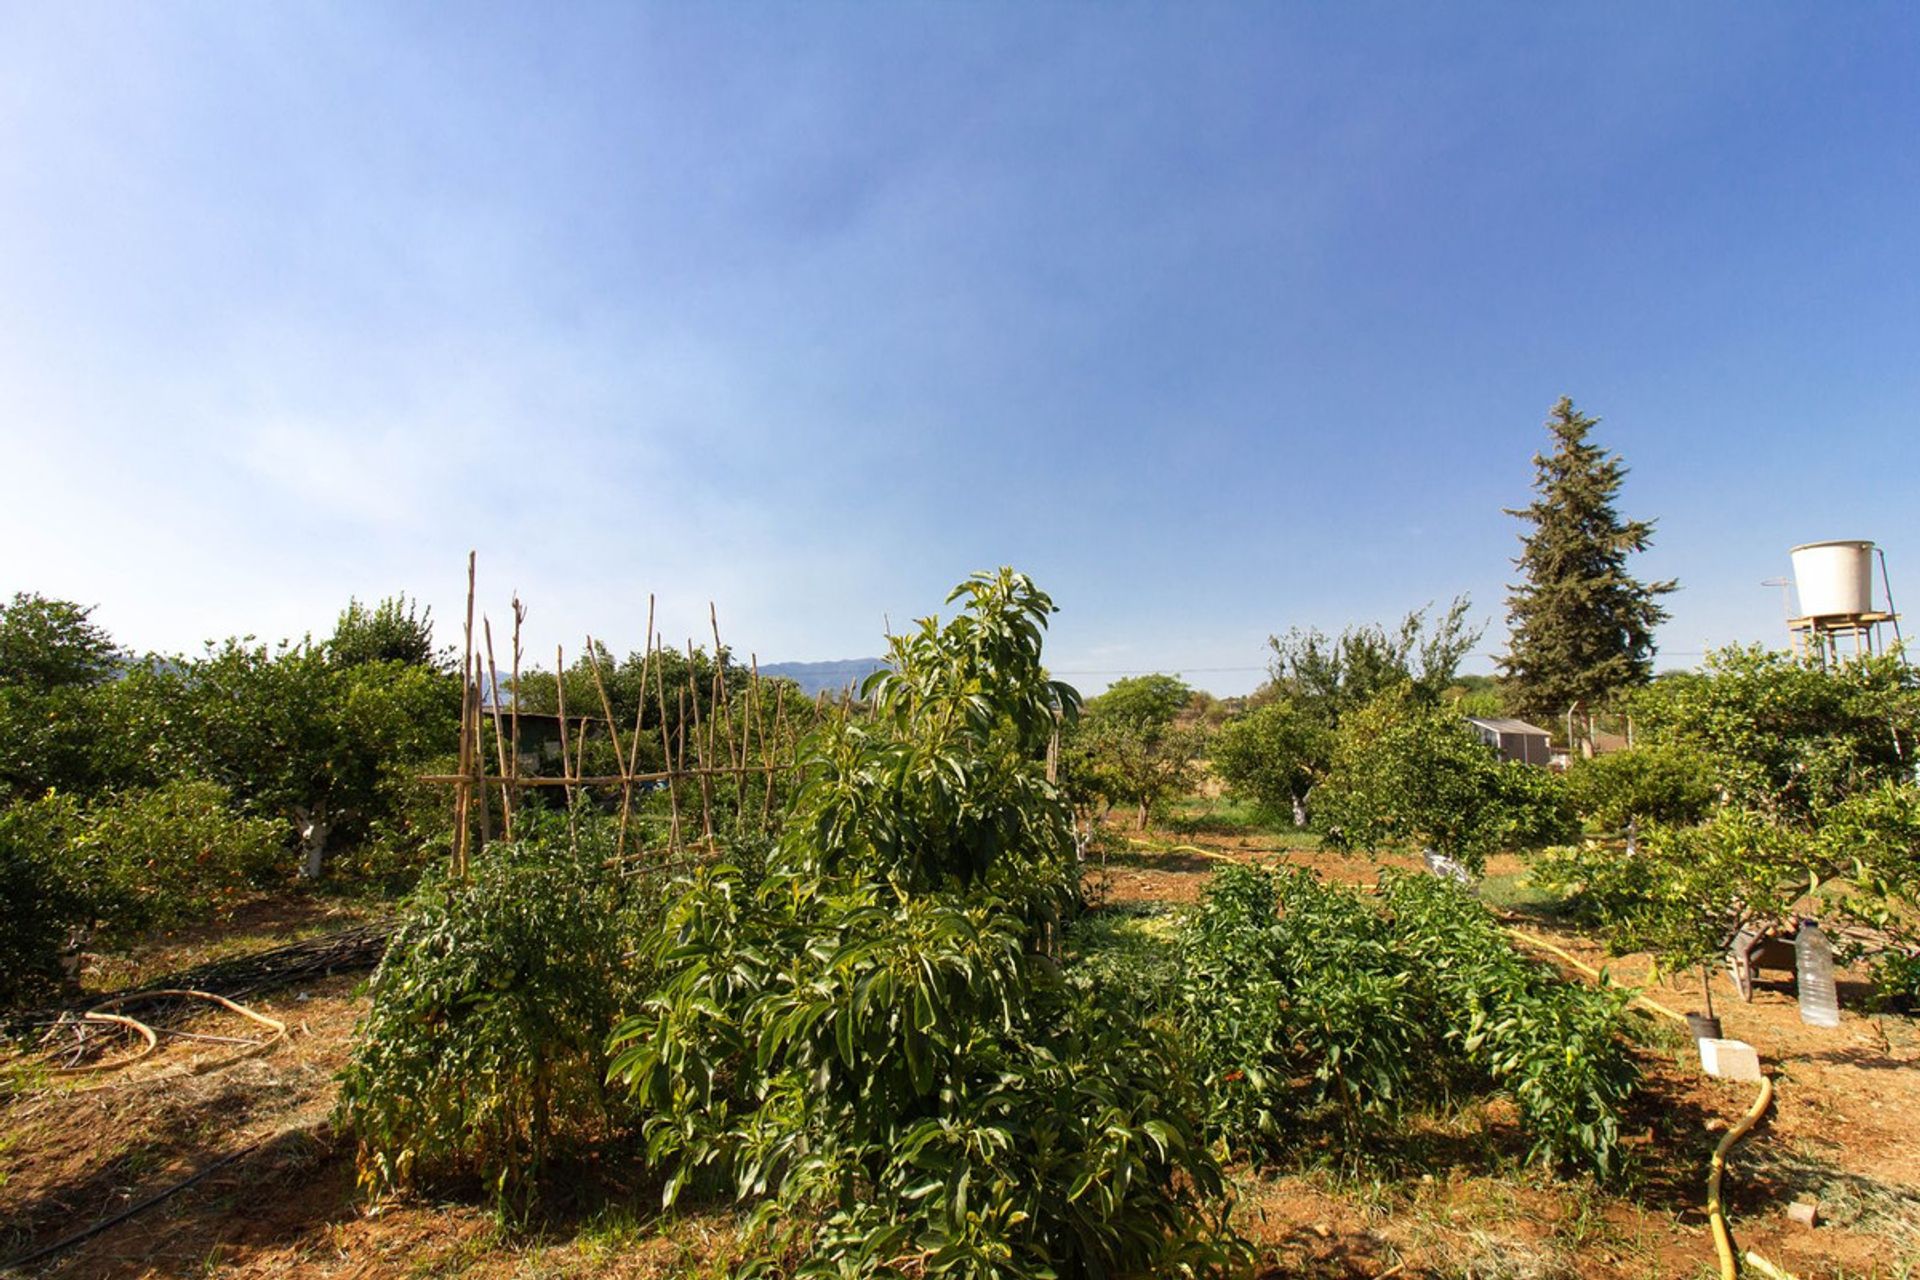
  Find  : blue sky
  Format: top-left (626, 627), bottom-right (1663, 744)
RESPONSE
top-left (3, 4), bottom-right (1916, 694)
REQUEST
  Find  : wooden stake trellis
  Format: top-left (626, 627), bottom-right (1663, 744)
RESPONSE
top-left (436, 553), bottom-right (805, 873)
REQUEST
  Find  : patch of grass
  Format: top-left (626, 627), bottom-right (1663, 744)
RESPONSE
top-left (1478, 869), bottom-right (1572, 920)
top-left (1161, 793), bottom-right (1316, 843)
top-left (1743, 1142), bottom-right (1920, 1259)
top-left (1064, 902), bottom-right (1185, 1014)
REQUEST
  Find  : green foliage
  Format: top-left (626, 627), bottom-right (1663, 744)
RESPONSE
top-left (510, 642), bottom-right (781, 779)
top-left (1531, 808), bottom-right (1819, 974)
top-left (1810, 782), bottom-right (1920, 1007)
top-left (1562, 743), bottom-right (1717, 833)
top-left (1209, 698), bottom-right (1331, 825)
top-left (1316, 687), bottom-right (1574, 872)
top-left (1499, 396), bottom-right (1675, 719)
top-left (338, 826), bottom-right (638, 1206)
top-left (1176, 865), bottom-right (1639, 1179)
top-left (1069, 713), bottom-right (1208, 831)
top-left (0, 592), bottom-right (121, 694)
top-left (0, 593), bottom-right (123, 802)
top-left (72, 778), bottom-right (284, 937)
top-left (1220, 599), bottom-right (1481, 830)
top-left (1087, 674), bottom-right (1192, 728)
top-left (110, 640), bottom-right (460, 875)
top-left (0, 794), bottom-right (91, 1006)
top-left (1376, 873), bottom-right (1640, 1177)
top-left (1062, 904), bottom-right (1185, 1018)
top-left (329, 595), bottom-right (445, 669)
top-left (1442, 673), bottom-right (1506, 718)
top-left (1063, 674), bottom-right (1207, 830)
top-left (1176, 866), bottom-right (1431, 1160)
top-left (0, 780), bottom-right (282, 1005)
top-left (609, 569), bottom-right (1232, 1279)
top-left (1631, 646), bottom-right (1919, 820)
top-left (1266, 596), bottom-right (1482, 723)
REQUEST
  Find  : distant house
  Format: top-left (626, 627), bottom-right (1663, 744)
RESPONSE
top-left (1466, 716), bottom-right (1552, 767)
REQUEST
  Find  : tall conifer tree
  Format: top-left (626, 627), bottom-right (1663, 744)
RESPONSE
top-left (1500, 397), bottom-right (1676, 721)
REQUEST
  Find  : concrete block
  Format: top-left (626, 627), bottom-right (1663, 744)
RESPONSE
top-left (1699, 1037), bottom-right (1763, 1081)
top-left (1787, 1200), bottom-right (1819, 1228)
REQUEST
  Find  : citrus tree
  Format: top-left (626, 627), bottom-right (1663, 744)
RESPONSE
top-left (1316, 686), bottom-right (1573, 874)
top-left (1061, 674), bottom-right (1208, 830)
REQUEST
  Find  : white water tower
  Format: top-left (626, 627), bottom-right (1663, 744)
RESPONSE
top-left (1787, 540), bottom-right (1899, 663)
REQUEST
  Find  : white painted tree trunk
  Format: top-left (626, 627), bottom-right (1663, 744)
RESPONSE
top-left (297, 808), bottom-right (331, 879)
top-left (1291, 793), bottom-right (1309, 828)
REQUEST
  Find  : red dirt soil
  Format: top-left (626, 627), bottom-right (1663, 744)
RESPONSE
top-left (4, 847), bottom-right (1917, 1279)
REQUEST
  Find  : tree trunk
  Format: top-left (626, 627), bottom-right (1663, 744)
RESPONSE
top-left (1137, 798), bottom-right (1150, 830)
top-left (297, 807), bottom-right (331, 879)
top-left (1291, 792), bottom-right (1309, 829)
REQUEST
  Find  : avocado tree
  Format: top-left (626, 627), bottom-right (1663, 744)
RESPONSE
top-left (603, 570), bottom-right (1229, 1277)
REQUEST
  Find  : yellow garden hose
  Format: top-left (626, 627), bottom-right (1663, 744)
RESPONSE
top-left (1709, 1076), bottom-right (1777, 1279)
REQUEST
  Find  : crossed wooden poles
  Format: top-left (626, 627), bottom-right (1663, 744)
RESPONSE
top-left (432, 552), bottom-right (800, 875)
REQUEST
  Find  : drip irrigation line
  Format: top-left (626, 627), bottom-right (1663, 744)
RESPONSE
top-left (0, 1138), bottom-right (266, 1272)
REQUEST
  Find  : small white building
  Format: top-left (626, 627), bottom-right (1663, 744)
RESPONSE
top-left (1467, 716), bottom-right (1553, 767)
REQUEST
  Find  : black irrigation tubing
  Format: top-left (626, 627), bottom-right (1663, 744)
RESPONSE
top-left (0, 1138), bottom-right (267, 1273)
top-left (5, 920), bottom-right (400, 1041)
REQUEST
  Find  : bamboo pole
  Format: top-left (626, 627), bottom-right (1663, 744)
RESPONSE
top-left (472, 681), bottom-right (493, 849)
top-left (454, 551), bottom-right (477, 876)
top-left (764, 680), bottom-right (787, 823)
top-left (654, 633), bottom-right (682, 851)
top-left (510, 596), bottom-right (524, 814)
top-left (484, 617), bottom-right (513, 839)
top-left (616, 597), bottom-right (657, 858)
top-left (417, 765), bottom-right (783, 786)
top-left (584, 637), bottom-right (631, 843)
top-left (555, 644), bottom-right (576, 846)
top-left (685, 640), bottom-right (715, 846)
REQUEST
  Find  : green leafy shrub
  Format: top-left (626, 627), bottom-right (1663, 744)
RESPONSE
top-left (1562, 743), bottom-right (1717, 834)
top-left (1176, 864), bottom-right (1639, 1179)
top-left (610, 570), bottom-right (1233, 1278)
top-left (76, 779), bottom-right (284, 936)
top-left (0, 794), bottom-right (91, 1006)
top-left (1531, 807), bottom-right (1820, 978)
top-left (1316, 687), bottom-right (1575, 874)
top-left (1813, 782), bottom-right (1920, 1009)
top-left (1378, 872), bottom-right (1639, 1177)
top-left (1630, 647), bottom-right (1919, 820)
top-left (1, 780), bottom-right (281, 1005)
top-left (338, 826), bottom-right (640, 1206)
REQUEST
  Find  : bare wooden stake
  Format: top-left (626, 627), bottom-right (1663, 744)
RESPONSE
top-left (555, 644), bottom-right (576, 847)
top-left (685, 640), bottom-right (716, 847)
top-left (655, 632), bottom-right (682, 851)
top-left (510, 596), bottom-right (524, 813)
top-left (616, 597), bottom-right (657, 858)
top-left (454, 550), bottom-right (478, 877)
top-left (584, 637), bottom-right (632, 849)
top-left (764, 678), bottom-right (787, 823)
top-left (484, 617), bottom-right (514, 839)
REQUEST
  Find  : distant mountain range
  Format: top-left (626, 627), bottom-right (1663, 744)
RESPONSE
top-left (758, 657), bottom-right (887, 696)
